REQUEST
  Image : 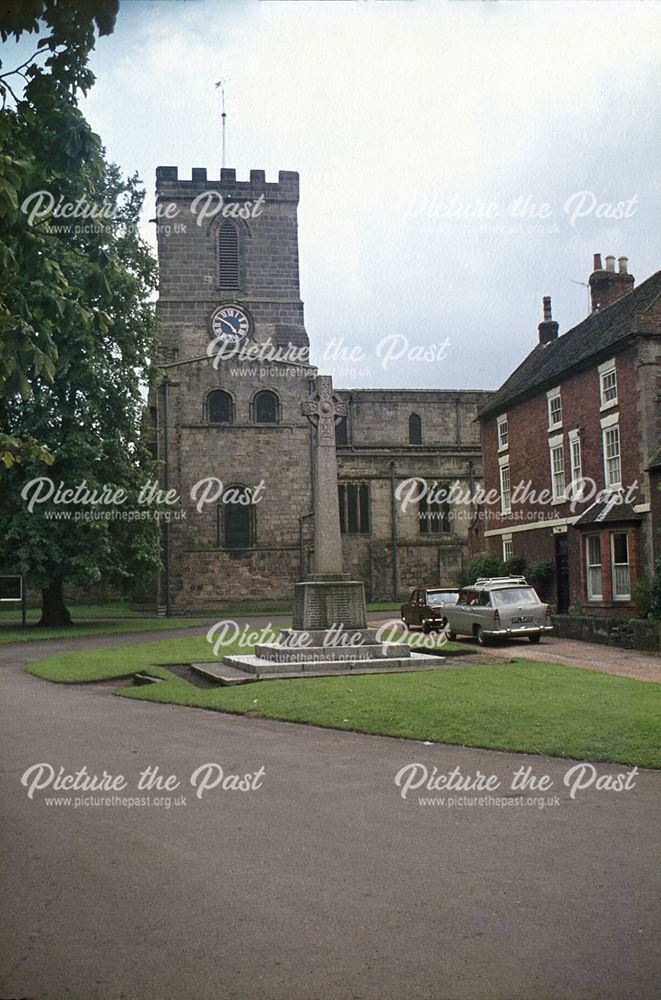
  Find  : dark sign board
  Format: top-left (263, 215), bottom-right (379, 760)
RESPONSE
top-left (0, 576), bottom-right (22, 601)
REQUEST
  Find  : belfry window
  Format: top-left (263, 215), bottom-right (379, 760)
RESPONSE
top-left (408, 413), bottom-right (422, 444)
top-left (254, 390), bottom-right (279, 424)
top-left (207, 390), bottom-right (233, 424)
top-left (218, 222), bottom-right (239, 290)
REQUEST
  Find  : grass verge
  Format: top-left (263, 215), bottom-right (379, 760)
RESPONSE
top-left (27, 636), bottom-right (661, 768)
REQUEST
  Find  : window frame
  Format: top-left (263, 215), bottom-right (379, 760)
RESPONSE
top-left (568, 429), bottom-right (584, 501)
top-left (497, 413), bottom-right (509, 452)
top-left (502, 535), bottom-right (513, 562)
top-left (218, 487), bottom-right (256, 550)
top-left (499, 459), bottom-right (511, 515)
top-left (252, 389), bottom-right (280, 425)
top-left (338, 482), bottom-right (371, 535)
top-left (547, 387), bottom-right (563, 431)
top-left (549, 438), bottom-right (566, 502)
top-left (601, 421), bottom-right (622, 489)
top-left (611, 532), bottom-right (631, 600)
top-left (206, 389), bottom-right (234, 425)
top-left (418, 489), bottom-right (451, 535)
top-left (598, 359), bottom-right (618, 410)
top-left (408, 413), bottom-right (422, 445)
top-left (585, 534), bottom-right (603, 601)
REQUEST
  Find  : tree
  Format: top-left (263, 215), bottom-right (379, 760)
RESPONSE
top-left (0, 1), bottom-right (160, 625)
top-left (0, 1), bottom-right (118, 462)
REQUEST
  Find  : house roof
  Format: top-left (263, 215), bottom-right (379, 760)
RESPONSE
top-left (479, 269), bottom-right (661, 420)
top-left (574, 495), bottom-right (643, 527)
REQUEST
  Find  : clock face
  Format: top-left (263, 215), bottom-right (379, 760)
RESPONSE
top-left (209, 305), bottom-right (251, 347)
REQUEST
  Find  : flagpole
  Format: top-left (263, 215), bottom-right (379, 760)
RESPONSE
top-left (215, 78), bottom-right (227, 170)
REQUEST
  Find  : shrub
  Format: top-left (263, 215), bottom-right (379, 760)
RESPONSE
top-left (649, 558), bottom-right (661, 621)
top-left (459, 553), bottom-right (505, 588)
top-left (504, 555), bottom-right (527, 576)
top-left (526, 560), bottom-right (555, 586)
top-left (632, 577), bottom-right (652, 620)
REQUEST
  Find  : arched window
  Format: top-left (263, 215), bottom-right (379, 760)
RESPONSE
top-left (254, 389), bottom-right (279, 424)
top-left (207, 390), bottom-right (233, 424)
top-left (220, 487), bottom-right (256, 549)
top-left (218, 222), bottom-right (239, 290)
top-left (335, 415), bottom-right (348, 446)
top-left (409, 413), bottom-right (422, 445)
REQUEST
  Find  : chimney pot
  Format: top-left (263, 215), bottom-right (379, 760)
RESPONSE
top-left (538, 296), bottom-right (559, 345)
top-left (593, 253), bottom-right (603, 271)
top-left (589, 254), bottom-right (634, 313)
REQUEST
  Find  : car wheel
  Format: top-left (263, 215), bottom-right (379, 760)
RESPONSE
top-left (422, 621), bottom-right (431, 634)
top-left (475, 626), bottom-right (489, 646)
top-left (528, 634), bottom-right (541, 644)
top-left (446, 629), bottom-right (457, 641)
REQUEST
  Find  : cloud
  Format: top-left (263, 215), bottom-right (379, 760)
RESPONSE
top-left (71, 0), bottom-right (661, 389)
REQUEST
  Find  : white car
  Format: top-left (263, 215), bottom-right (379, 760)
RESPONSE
top-left (444, 576), bottom-right (553, 646)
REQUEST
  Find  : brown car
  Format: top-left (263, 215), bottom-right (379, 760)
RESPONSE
top-left (400, 587), bottom-right (460, 633)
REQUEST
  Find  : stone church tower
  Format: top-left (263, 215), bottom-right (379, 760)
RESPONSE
top-left (152, 166), bottom-right (488, 613)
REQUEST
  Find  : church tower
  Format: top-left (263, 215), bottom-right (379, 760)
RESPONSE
top-left (154, 166), bottom-right (309, 363)
top-left (152, 167), bottom-right (316, 613)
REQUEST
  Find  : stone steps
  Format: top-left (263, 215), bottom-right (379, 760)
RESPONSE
top-left (221, 651), bottom-right (444, 677)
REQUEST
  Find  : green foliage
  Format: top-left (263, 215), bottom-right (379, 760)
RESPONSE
top-left (458, 552), bottom-right (505, 587)
top-left (0, 0), bottom-right (119, 405)
top-left (526, 560), bottom-right (555, 585)
top-left (632, 576), bottom-right (652, 620)
top-left (0, 1), bottom-right (160, 618)
top-left (504, 554), bottom-right (527, 576)
top-left (648, 558), bottom-right (661, 622)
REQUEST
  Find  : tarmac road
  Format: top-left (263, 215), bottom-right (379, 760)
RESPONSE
top-left (1, 633), bottom-right (660, 1000)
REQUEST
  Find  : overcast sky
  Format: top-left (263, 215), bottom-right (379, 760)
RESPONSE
top-left (5, 0), bottom-right (660, 389)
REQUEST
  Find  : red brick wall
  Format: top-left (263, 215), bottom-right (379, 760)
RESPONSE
top-left (480, 339), bottom-right (650, 612)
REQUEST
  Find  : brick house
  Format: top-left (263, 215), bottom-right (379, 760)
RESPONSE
top-left (478, 255), bottom-right (660, 615)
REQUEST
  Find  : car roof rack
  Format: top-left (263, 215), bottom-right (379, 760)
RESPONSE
top-left (473, 576), bottom-right (528, 586)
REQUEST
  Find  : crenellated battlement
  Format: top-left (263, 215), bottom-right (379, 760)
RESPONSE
top-left (155, 166), bottom-right (299, 201)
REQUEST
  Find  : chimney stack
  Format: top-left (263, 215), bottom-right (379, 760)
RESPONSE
top-left (538, 296), bottom-right (559, 345)
top-left (589, 252), bottom-right (634, 312)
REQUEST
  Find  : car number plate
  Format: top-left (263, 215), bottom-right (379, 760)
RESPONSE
top-left (512, 616), bottom-right (534, 624)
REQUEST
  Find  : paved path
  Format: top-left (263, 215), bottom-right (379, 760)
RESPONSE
top-left (0, 631), bottom-right (660, 1000)
top-left (438, 632), bottom-right (661, 683)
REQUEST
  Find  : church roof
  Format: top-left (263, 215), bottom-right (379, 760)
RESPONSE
top-left (479, 269), bottom-right (661, 420)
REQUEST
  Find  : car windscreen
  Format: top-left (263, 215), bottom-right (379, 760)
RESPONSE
top-left (427, 592), bottom-right (458, 606)
top-left (492, 587), bottom-right (540, 607)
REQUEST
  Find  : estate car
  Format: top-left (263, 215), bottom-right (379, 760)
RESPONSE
top-left (443, 576), bottom-right (553, 646)
top-left (400, 588), bottom-right (460, 633)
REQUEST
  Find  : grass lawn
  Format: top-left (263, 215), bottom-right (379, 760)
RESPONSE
top-left (27, 635), bottom-right (661, 768)
top-left (0, 602), bottom-right (209, 644)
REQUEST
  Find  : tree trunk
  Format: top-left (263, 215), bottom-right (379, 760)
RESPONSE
top-left (38, 578), bottom-right (72, 627)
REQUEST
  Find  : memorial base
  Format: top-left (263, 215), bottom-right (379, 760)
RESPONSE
top-left (292, 579), bottom-right (367, 630)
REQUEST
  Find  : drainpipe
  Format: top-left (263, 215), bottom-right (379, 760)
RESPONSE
top-left (162, 375), bottom-right (172, 617)
top-left (468, 460), bottom-right (476, 525)
top-left (389, 460), bottom-right (399, 601)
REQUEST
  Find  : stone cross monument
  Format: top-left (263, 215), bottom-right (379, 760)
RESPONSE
top-left (287, 374), bottom-right (366, 629)
top-left (220, 373), bottom-right (441, 675)
top-left (301, 375), bottom-right (347, 578)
